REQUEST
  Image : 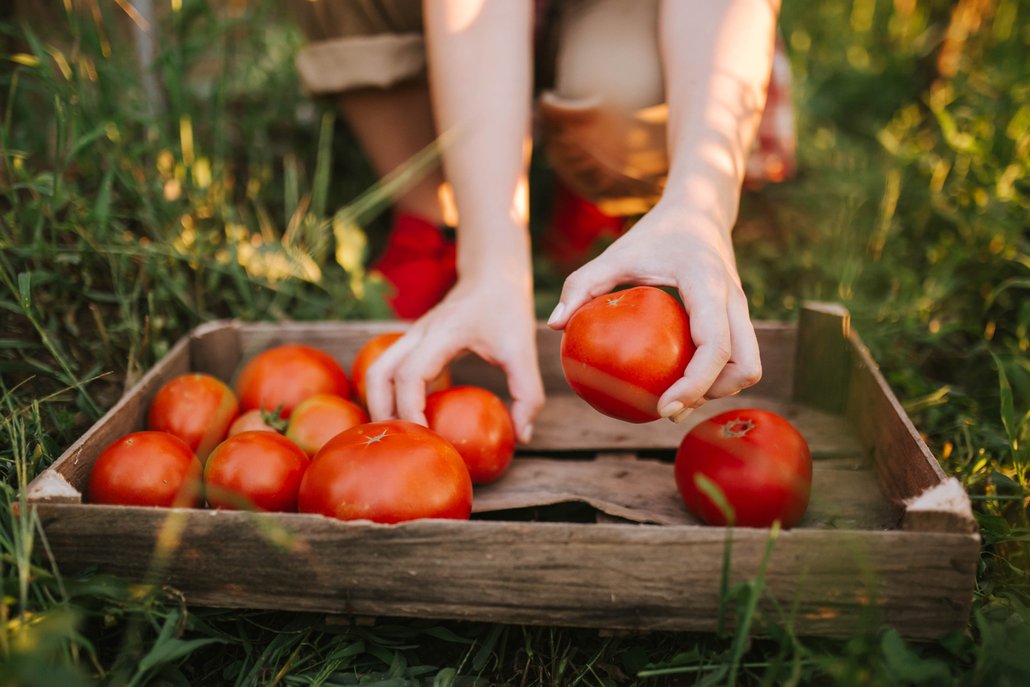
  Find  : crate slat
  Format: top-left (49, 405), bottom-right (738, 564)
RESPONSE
top-left (34, 505), bottom-right (978, 640)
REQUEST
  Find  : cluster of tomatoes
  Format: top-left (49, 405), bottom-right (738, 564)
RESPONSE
top-left (561, 286), bottom-right (813, 528)
top-left (87, 333), bottom-right (515, 524)
top-left (89, 286), bottom-right (812, 529)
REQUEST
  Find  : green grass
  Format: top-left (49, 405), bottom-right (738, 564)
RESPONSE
top-left (2, 0), bottom-right (1029, 684)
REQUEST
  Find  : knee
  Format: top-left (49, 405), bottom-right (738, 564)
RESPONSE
top-left (553, 0), bottom-right (663, 111)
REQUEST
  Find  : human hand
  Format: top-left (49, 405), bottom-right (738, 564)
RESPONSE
top-left (365, 274), bottom-right (544, 444)
top-left (546, 198), bottom-right (761, 423)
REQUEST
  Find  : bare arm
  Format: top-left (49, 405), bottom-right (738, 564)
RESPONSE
top-left (549, 0), bottom-right (780, 422)
top-left (366, 0), bottom-right (543, 442)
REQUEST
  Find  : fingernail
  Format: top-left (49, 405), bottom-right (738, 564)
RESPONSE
top-left (519, 424), bottom-right (534, 444)
top-left (547, 303), bottom-right (565, 326)
top-left (671, 407), bottom-right (694, 424)
top-left (659, 401), bottom-right (684, 418)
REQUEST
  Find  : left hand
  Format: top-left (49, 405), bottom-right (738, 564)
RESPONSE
top-left (546, 197), bottom-right (761, 422)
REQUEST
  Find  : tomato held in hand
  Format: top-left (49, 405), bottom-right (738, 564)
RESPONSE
top-left (674, 409), bottom-right (812, 528)
top-left (560, 286), bottom-right (695, 423)
top-left (298, 420), bottom-right (472, 523)
top-left (351, 332), bottom-right (451, 407)
top-left (235, 344), bottom-right (350, 418)
top-left (204, 431), bottom-right (310, 512)
top-left (425, 386), bottom-right (515, 484)
top-left (286, 394), bottom-right (369, 457)
top-left (227, 409), bottom-right (283, 437)
top-left (147, 373), bottom-right (239, 462)
top-left (88, 431), bottom-right (202, 508)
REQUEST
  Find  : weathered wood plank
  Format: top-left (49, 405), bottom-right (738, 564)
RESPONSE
top-left (34, 505), bottom-right (978, 640)
top-left (189, 320), bottom-right (242, 382)
top-left (845, 331), bottom-right (950, 505)
top-left (526, 393), bottom-right (863, 455)
top-left (45, 335), bottom-right (194, 497)
top-left (794, 303), bottom-right (852, 414)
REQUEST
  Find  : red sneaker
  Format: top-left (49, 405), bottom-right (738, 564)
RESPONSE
top-left (371, 213), bottom-right (457, 319)
top-left (544, 182), bottom-right (626, 271)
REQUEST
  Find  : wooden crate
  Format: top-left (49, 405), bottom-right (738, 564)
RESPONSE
top-left (24, 303), bottom-right (979, 640)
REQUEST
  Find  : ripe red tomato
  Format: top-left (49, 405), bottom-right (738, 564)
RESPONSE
top-left (88, 431), bottom-right (202, 508)
top-left (147, 373), bottom-right (239, 461)
top-left (425, 386), bottom-right (515, 484)
top-left (298, 420), bottom-right (472, 523)
top-left (235, 344), bottom-right (350, 418)
top-left (351, 332), bottom-right (451, 407)
top-left (227, 409), bottom-right (282, 437)
top-left (674, 409), bottom-right (812, 528)
top-left (285, 394), bottom-right (369, 457)
top-left (204, 431), bottom-right (310, 512)
top-left (560, 286), bottom-right (695, 423)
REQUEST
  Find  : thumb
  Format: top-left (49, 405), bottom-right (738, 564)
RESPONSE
top-left (546, 262), bottom-right (620, 330)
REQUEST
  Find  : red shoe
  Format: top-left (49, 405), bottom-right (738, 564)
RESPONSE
top-left (371, 213), bottom-right (457, 319)
top-left (544, 182), bottom-right (626, 271)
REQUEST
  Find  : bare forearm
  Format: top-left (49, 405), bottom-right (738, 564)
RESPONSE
top-left (660, 0), bottom-right (780, 234)
top-left (422, 0), bottom-right (534, 286)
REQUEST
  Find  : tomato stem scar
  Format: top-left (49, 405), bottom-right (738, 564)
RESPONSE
top-left (363, 429), bottom-right (389, 445)
top-left (721, 418), bottom-right (755, 438)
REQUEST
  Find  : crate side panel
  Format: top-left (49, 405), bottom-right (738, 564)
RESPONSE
top-left (189, 321), bottom-right (242, 381)
top-left (35, 507), bottom-right (977, 640)
top-left (527, 393), bottom-right (863, 454)
top-left (28, 335), bottom-right (194, 497)
top-left (845, 333), bottom-right (948, 505)
top-left (794, 303), bottom-right (852, 413)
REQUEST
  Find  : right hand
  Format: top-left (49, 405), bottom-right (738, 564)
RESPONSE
top-left (364, 274), bottom-right (545, 445)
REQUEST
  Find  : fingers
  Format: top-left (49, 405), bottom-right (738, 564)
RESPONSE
top-left (658, 281), bottom-right (732, 418)
top-left (658, 285), bottom-right (761, 423)
top-left (498, 344), bottom-right (545, 444)
top-left (704, 291), bottom-right (762, 399)
top-left (393, 337), bottom-right (464, 426)
top-left (364, 331), bottom-right (420, 422)
top-left (547, 261), bottom-right (621, 330)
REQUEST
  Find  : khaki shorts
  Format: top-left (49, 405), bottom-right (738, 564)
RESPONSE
top-left (287, 0), bottom-right (667, 216)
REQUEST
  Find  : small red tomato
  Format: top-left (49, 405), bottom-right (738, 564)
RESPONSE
top-left (425, 386), bottom-right (515, 484)
top-left (204, 432), bottom-right (310, 512)
top-left (286, 394), bottom-right (369, 457)
top-left (147, 373), bottom-right (239, 462)
top-left (351, 332), bottom-right (451, 408)
top-left (674, 409), bottom-right (812, 528)
top-left (227, 409), bottom-right (282, 437)
top-left (88, 431), bottom-right (202, 508)
top-left (234, 344), bottom-right (350, 418)
top-left (298, 420), bottom-right (472, 523)
top-left (560, 286), bottom-right (695, 423)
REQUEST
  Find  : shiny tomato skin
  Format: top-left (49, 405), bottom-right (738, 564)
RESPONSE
top-left (425, 386), bottom-right (515, 484)
top-left (286, 394), bottom-right (369, 457)
top-left (351, 332), bottom-right (451, 407)
top-left (235, 344), bottom-right (350, 418)
top-left (147, 373), bottom-right (239, 462)
top-left (674, 409), bottom-right (812, 528)
top-left (227, 409), bottom-right (280, 437)
top-left (298, 420), bottom-right (472, 523)
top-left (204, 431), bottom-right (310, 512)
top-left (88, 431), bottom-right (202, 508)
top-left (560, 286), bottom-right (695, 423)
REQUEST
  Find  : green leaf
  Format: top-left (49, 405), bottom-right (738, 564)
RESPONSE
top-left (17, 271), bottom-right (30, 308)
top-left (990, 351), bottom-right (1017, 450)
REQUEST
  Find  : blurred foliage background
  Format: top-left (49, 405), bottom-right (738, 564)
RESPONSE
top-left (1, 0), bottom-right (1028, 684)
